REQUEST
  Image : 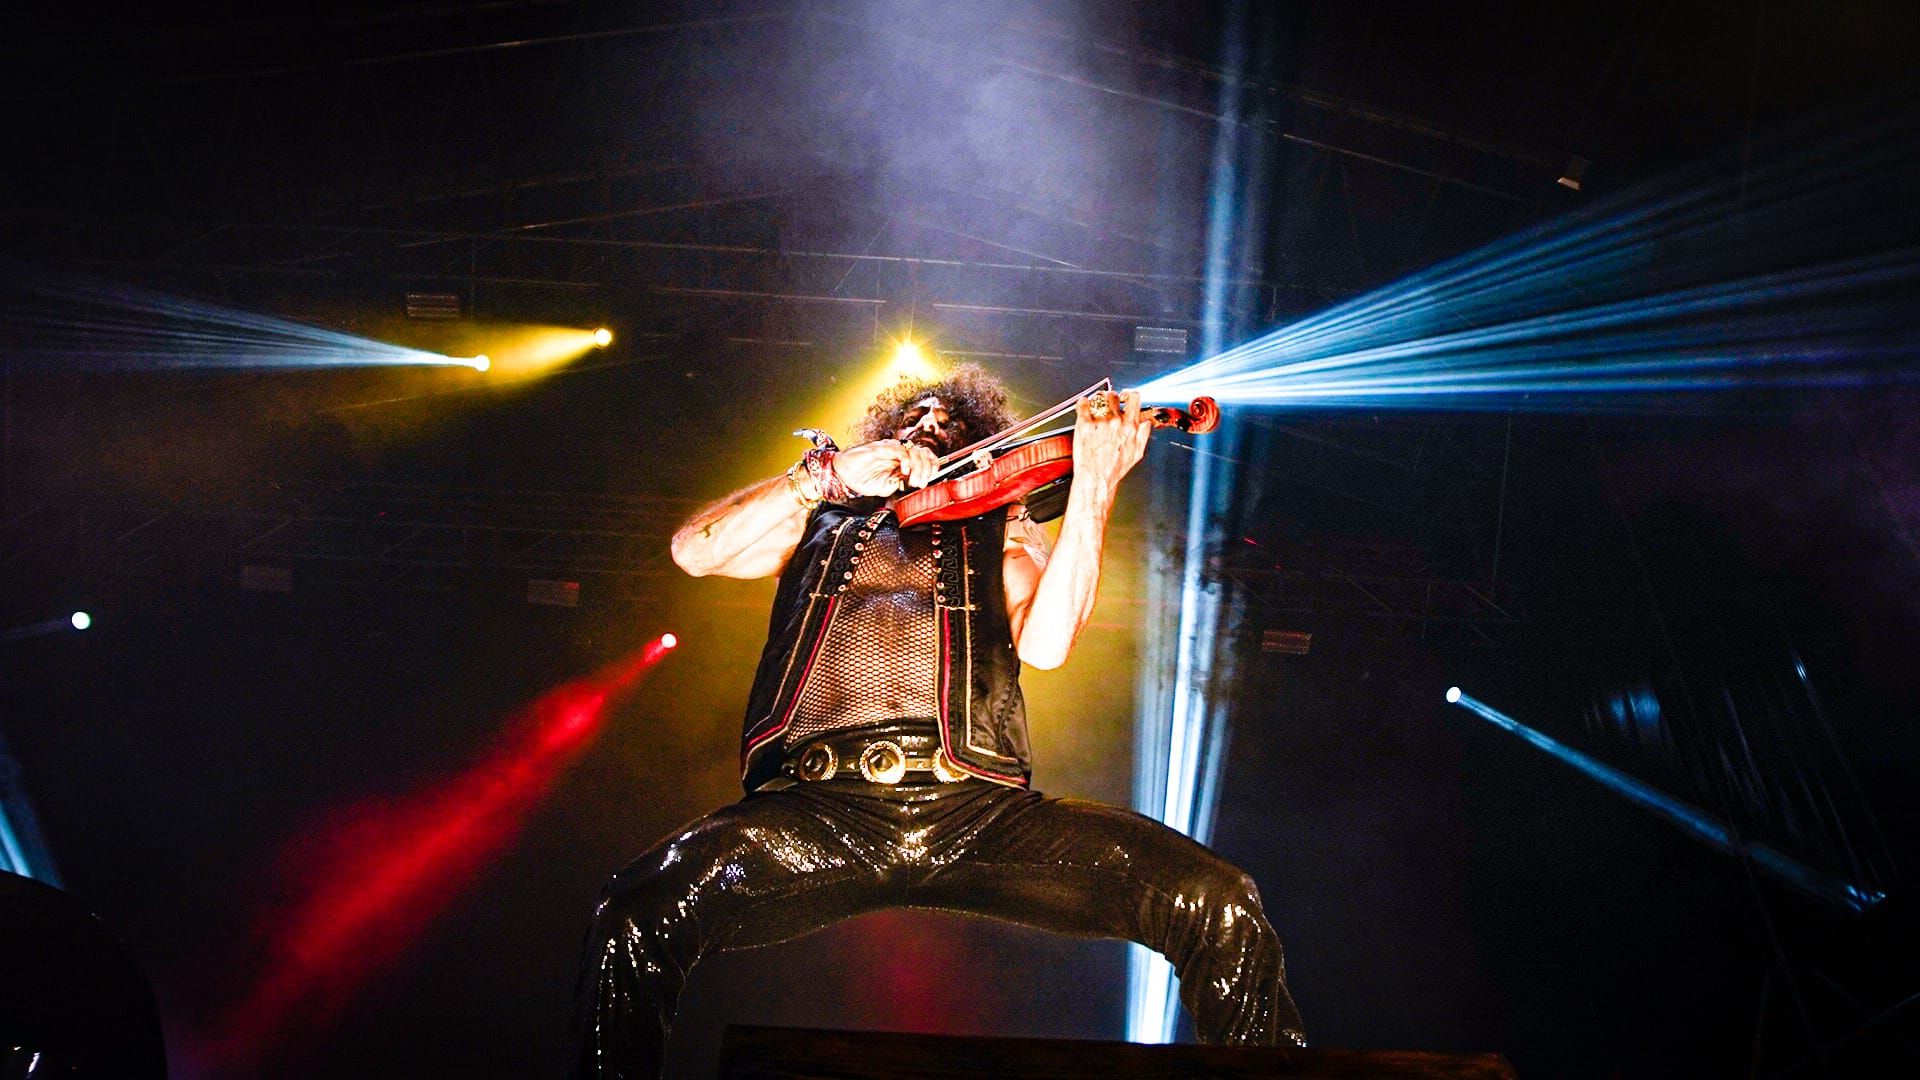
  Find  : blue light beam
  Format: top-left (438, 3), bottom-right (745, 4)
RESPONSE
top-left (1137, 117), bottom-right (1920, 412)
top-left (2, 612), bottom-right (95, 641)
top-left (1127, 1), bottom-right (1263, 1044)
top-left (1445, 687), bottom-right (1885, 914)
top-left (3, 267), bottom-right (469, 371)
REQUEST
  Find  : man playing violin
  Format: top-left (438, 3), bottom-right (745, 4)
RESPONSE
top-left (570, 364), bottom-right (1304, 1078)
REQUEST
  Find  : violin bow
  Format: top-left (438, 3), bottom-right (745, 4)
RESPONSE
top-left (926, 377), bottom-right (1112, 483)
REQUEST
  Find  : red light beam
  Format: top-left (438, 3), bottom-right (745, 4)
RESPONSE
top-left (193, 636), bottom-right (676, 1075)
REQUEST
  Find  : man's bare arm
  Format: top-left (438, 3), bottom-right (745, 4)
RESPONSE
top-left (1001, 502), bottom-right (1050, 653)
top-left (670, 475), bottom-right (810, 579)
top-left (670, 438), bottom-right (943, 579)
top-left (1003, 391), bottom-right (1152, 669)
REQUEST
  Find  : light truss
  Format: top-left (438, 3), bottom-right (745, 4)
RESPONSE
top-left (0, 484), bottom-right (692, 603)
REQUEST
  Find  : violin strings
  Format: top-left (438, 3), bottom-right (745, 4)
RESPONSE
top-left (934, 378), bottom-right (1108, 467)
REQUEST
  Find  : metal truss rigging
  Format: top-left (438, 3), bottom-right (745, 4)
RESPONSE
top-left (0, 479), bottom-right (1522, 645)
top-left (0, 483), bottom-right (693, 604)
top-left (1213, 537), bottom-right (1526, 649)
top-left (3, 206), bottom-right (1334, 313)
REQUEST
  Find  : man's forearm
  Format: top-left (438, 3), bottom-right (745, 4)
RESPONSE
top-left (671, 438), bottom-right (938, 579)
top-left (670, 473), bottom-right (808, 578)
top-left (1015, 480), bottom-right (1116, 669)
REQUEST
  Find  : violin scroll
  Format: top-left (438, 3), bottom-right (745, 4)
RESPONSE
top-left (1144, 395), bottom-right (1219, 435)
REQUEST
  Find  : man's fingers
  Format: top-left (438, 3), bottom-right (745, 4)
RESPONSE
top-left (887, 441), bottom-right (916, 487)
top-left (905, 444), bottom-right (937, 487)
top-left (871, 440), bottom-right (934, 489)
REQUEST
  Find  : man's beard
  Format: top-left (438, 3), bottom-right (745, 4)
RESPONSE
top-left (906, 429), bottom-right (959, 455)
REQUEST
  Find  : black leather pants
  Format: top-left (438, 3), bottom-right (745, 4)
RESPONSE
top-left (569, 779), bottom-right (1305, 1078)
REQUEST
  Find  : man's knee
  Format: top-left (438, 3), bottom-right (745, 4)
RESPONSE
top-left (589, 859), bottom-right (687, 946)
top-left (1189, 863), bottom-right (1272, 935)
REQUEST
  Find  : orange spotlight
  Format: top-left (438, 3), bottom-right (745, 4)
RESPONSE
top-left (592, 327), bottom-right (613, 347)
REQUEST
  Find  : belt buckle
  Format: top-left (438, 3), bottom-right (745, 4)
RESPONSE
top-left (858, 739), bottom-right (907, 784)
top-left (797, 743), bottom-right (838, 782)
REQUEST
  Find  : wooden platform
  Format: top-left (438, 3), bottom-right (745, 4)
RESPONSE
top-left (718, 1025), bottom-right (1518, 1079)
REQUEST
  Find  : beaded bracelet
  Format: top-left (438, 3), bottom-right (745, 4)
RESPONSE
top-left (784, 461), bottom-right (821, 511)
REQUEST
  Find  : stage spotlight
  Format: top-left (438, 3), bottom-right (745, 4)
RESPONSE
top-left (660, 633), bottom-right (678, 650)
top-left (472, 354), bottom-right (491, 372)
top-left (1445, 686), bottom-right (1461, 703)
top-left (2, 612), bottom-right (97, 641)
top-left (890, 338), bottom-right (930, 375)
top-left (593, 328), bottom-right (613, 347)
top-left (755, 336), bottom-right (946, 495)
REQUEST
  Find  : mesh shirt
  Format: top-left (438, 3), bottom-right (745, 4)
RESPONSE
top-left (782, 521), bottom-right (941, 746)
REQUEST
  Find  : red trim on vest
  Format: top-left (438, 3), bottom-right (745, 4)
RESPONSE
top-left (741, 595), bottom-right (840, 767)
top-left (937, 607), bottom-right (1025, 786)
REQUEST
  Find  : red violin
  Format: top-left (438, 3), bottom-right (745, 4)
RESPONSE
top-left (887, 379), bottom-right (1220, 528)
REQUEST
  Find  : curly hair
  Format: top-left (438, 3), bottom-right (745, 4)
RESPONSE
top-left (854, 362), bottom-right (1018, 449)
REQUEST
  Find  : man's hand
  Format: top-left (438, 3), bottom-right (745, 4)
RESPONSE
top-left (1072, 390), bottom-right (1154, 498)
top-left (832, 439), bottom-right (941, 496)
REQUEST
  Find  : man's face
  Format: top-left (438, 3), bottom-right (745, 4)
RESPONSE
top-left (895, 395), bottom-right (957, 455)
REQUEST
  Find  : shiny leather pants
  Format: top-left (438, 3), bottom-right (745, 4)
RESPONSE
top-left (569, 779), bottom-right (1304, 1078)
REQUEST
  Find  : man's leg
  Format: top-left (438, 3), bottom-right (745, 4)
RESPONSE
top-left (906, 790), bottom-right (1305, 1046)
top-left (569, 788), bottom-right (898, 1079)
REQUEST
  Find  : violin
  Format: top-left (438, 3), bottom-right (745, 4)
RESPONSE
top-left (887, 378), bottom-right (1220, 528)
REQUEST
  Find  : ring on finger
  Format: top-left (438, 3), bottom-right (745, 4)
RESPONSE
top-left (1088, 394), bottom-right (1111, 418)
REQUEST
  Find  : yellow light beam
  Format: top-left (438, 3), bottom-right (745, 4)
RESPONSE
top-left (744, 335), bottom-right (948, 486)
top-left (443, 326), bottom-right (609, 379)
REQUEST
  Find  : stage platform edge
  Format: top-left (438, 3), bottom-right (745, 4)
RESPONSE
top-left (718, 1024), bottom-right (1518, 1078)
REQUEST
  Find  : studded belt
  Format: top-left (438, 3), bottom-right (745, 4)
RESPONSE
top-left (783, 732), bottom-right (969, 784)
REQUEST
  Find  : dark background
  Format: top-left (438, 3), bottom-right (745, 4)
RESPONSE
top-left (3, 2), bottom-right (1918, 1076)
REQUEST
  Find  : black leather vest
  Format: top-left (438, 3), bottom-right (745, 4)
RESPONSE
top-left (738, 501), bottom-right (1030, 792)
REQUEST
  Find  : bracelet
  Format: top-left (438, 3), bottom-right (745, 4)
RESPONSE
top-left (785, 462), bottom-right (822, 510)
top-left (802, 447), bottom-right (853, 504)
